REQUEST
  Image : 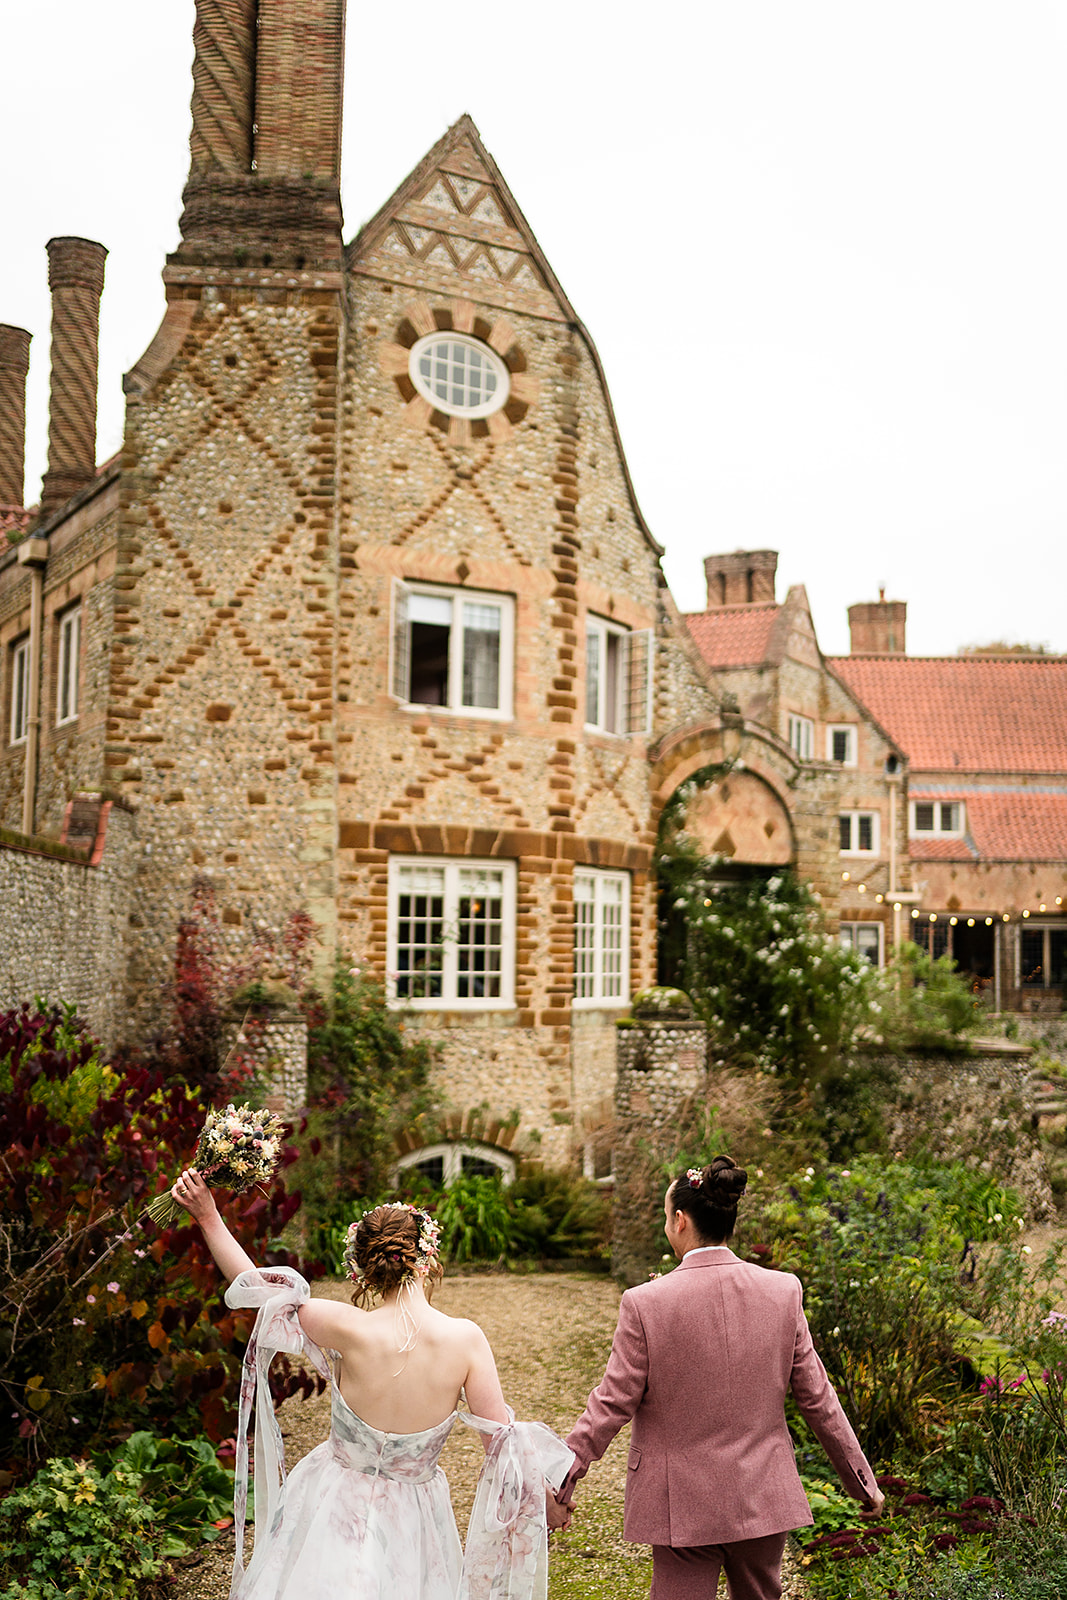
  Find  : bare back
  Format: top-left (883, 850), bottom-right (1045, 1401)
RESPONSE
top-left (298, 1288), bottom-right (508, 1434)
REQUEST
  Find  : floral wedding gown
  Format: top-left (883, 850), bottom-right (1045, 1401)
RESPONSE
top-left (224, 1267), bottom-right (574, 1600)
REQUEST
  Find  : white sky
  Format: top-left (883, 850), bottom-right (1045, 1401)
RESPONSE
top-left (5, 1), bottom-right (1067, 656)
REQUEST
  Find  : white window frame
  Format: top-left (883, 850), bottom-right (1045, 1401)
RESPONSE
top-left (788, 713), bottom-right (814, 761)
top-left (838, 810), bottom-right (880, 856)
top-left (827, 724), bottom-right (857, 766)
top-left (9, 636), bottom-right (29, 746)
top-left (408, 332), bottom-right (510, 419)
top-left (839, 922), bottom-right (883, 966)
top-left (386, 855), bottom-right (516, 1010)
top-left (393, 1142), bottom-right (516, 1186)
top-left (585, 616), bottom-right (653, 737)
top-left (573, 867), bottom-right (631, 1008)
top-left (910, 800), bottom-right (966, 837)
top-left (56, 606), bottom-right (81, 727)
top-left (391, 580), bottom-right (514, 720)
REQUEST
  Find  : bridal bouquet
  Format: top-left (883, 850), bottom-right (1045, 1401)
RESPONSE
top-left (143, 1102), bottom-right (287, 1228)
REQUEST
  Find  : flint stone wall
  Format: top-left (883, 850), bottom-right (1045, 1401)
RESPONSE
top-left (219, 1012), bottom-right (308, 1113)
top-left (871, 1042), bottom-right (1054, 1220)
top-left (0, 803), bottom-right (136, 1048)
top-left (613, 1015), bottom-right (708, 1284)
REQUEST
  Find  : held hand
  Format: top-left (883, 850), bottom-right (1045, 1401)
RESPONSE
top-left (546, 1490), bottom-right (572, 1533)
top-left (172, 1167), bottom-right (218, 1225)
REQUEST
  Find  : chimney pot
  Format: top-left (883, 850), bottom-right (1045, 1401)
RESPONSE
top-left (848, 597), bottom-right (907, 655)
top-left (0, 324), bottom-right (32, 510)
top-left (39, 237), bottom-right (108, 521)
top-left (702, 549), bottom-right (778, 608)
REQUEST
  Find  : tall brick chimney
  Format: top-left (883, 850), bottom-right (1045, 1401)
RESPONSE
top-left (39, 237), bottom-right (108, 522)
top-left (188, 0), bottom-right (257, 175)
top-left (254, 0), bottom-right (345, 182)
top-left (848, 590), bottom-right (907, 654)
top-left (0, 324), bottom-right (32, 510)
top-left (175, 0), bottom-right (345, 272)
top-left (703, 550), bottom-right (778, 608)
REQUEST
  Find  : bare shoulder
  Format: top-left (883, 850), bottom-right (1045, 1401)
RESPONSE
top-left (298, 1293), bottom-right (367, 1345)
top-left (435, 1312), bottom-right (492, 1350)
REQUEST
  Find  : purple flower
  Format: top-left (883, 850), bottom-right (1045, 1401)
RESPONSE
top-left (72, 1318), bottom-right (85, 1326)
top-left (86, 1294), bottom-right (96, 1305)
top-left (107, 1281), bottom-right (120, 1294)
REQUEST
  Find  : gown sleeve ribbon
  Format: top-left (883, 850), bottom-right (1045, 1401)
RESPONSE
top-left (459, 1407), bottom-right (575, 1600)
top-left (224, 1266), bottom-right (332, 1600)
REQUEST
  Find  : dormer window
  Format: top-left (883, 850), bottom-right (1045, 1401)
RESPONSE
top-left (409, 333), bottom-right (509, 419)
top-left (911, 800), bottom-right (965, 836)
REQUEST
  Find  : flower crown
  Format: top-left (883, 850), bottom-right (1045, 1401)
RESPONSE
top-left (686, 1167), bottom-right (703, 1189)
top-left (342, 1203), bottom-right (441, 1291)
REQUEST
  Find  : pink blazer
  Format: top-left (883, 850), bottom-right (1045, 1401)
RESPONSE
top-left (564, 1250), bottom-right (877, 1547)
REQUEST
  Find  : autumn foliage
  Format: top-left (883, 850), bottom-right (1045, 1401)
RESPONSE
top-left (0, 1001), bottom-right (318, 1472)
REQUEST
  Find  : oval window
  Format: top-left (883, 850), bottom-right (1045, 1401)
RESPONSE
top-left (409, 333), bottom-right (510, 419)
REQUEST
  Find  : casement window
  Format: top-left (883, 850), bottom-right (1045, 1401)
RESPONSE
top-left (839, 922), bottom-right (883, 966)
top-left (387, 857), bottom-right (516, 1009)
top-left (391, 582), bottom-right (514, 719)
top-left (585, 615), bottom-right (653, 736)
top-left (910, 800), bottom-right (965, 836)
top-left (573, 868), bottom-right (630, 1005)
top-left (838, 810), bottom-right (879, 855)
top-left (1019, 926), bottom-right (1067, 989)
top-left (9, 637), bottom-right (29, 745)
top-left (827, 724), bottom-right (857, 766)
top-left (56, 606), bottom-right (81, 727)
top-left (788, 714), bottom-right (814, 761)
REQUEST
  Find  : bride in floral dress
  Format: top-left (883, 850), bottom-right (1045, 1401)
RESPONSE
top-left (171, 1169), bottom-right (573, 1600)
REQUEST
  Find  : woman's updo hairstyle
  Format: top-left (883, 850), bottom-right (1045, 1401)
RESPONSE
top-left (670, 1155), bottom-right (748, 1242)
top-left (346, 1204), bottom-right (443, 1307)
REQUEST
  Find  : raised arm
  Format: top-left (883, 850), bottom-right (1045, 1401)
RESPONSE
top-left (171, 1167), bottom-right (255, 1283)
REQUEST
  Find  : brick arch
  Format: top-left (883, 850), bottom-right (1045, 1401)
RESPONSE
top-left (650, 719), bottom-right (799, 865)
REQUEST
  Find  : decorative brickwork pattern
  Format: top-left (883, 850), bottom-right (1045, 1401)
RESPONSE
top-left (40, 239), bottom-right (108, 520)
top-left (0, 324), bottom-right (31, 510)
top-left (188, 0), bottom-right (256, 175)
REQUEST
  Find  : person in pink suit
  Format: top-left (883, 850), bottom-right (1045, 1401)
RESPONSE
top-left (555, 1156), bottom-right (884, 1600)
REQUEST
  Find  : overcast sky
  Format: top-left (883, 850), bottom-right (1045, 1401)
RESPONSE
top-left (5, 2), bottom-right (1067, 655)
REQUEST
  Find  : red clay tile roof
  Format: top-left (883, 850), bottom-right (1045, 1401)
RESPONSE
top-left (906, 787), bottom-right (1067, 861)
top-left (686, 605), bottom-right (780, 668)
top-left (828, 656), bottom-right (1067, 774)
top-left (0, 505), bottom-right (32, 540)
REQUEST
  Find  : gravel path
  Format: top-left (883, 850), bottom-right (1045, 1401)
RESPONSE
top-left (173, 1271), bottom-right (810, 1598)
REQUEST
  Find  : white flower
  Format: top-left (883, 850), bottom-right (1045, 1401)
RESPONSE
top-left (1023, 1246), bottom-right (1033, 1255)
top-left (1016, 1217), bottom-right (1026, 1231)
top-left (805, 1167), bottom-right (815, 1176)
top-left (993, 1213), bottom-right (1003, 1223)
top-left (832, 1327), bottom-right (841, 1337)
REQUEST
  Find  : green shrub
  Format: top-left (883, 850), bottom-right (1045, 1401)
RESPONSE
top-left (873, 942), bottom-right (984, 1053)
top-left (319, 1168), bottom-right (609, 1274)
top-left (0, 1454), bottom-right (173, 1599)
top-left (94, 1431), bottom-right (234, 1546)
top-left (302, 961), bottom-right (439, 1214)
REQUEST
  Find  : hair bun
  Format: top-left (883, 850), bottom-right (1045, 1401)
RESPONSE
top-left (703, 1156), bottom-right (747, 1206)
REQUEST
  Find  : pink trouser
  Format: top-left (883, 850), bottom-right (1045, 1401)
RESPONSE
top-left (650, 1532), bottom-right (787, 1600)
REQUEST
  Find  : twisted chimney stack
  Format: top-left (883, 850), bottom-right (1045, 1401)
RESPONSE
top-left (39, 236), bottom-right (108, 521)
top-left (188, 0), bottom-right (257, 174)
top-left (0, 324), bottom-right (32, 510)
